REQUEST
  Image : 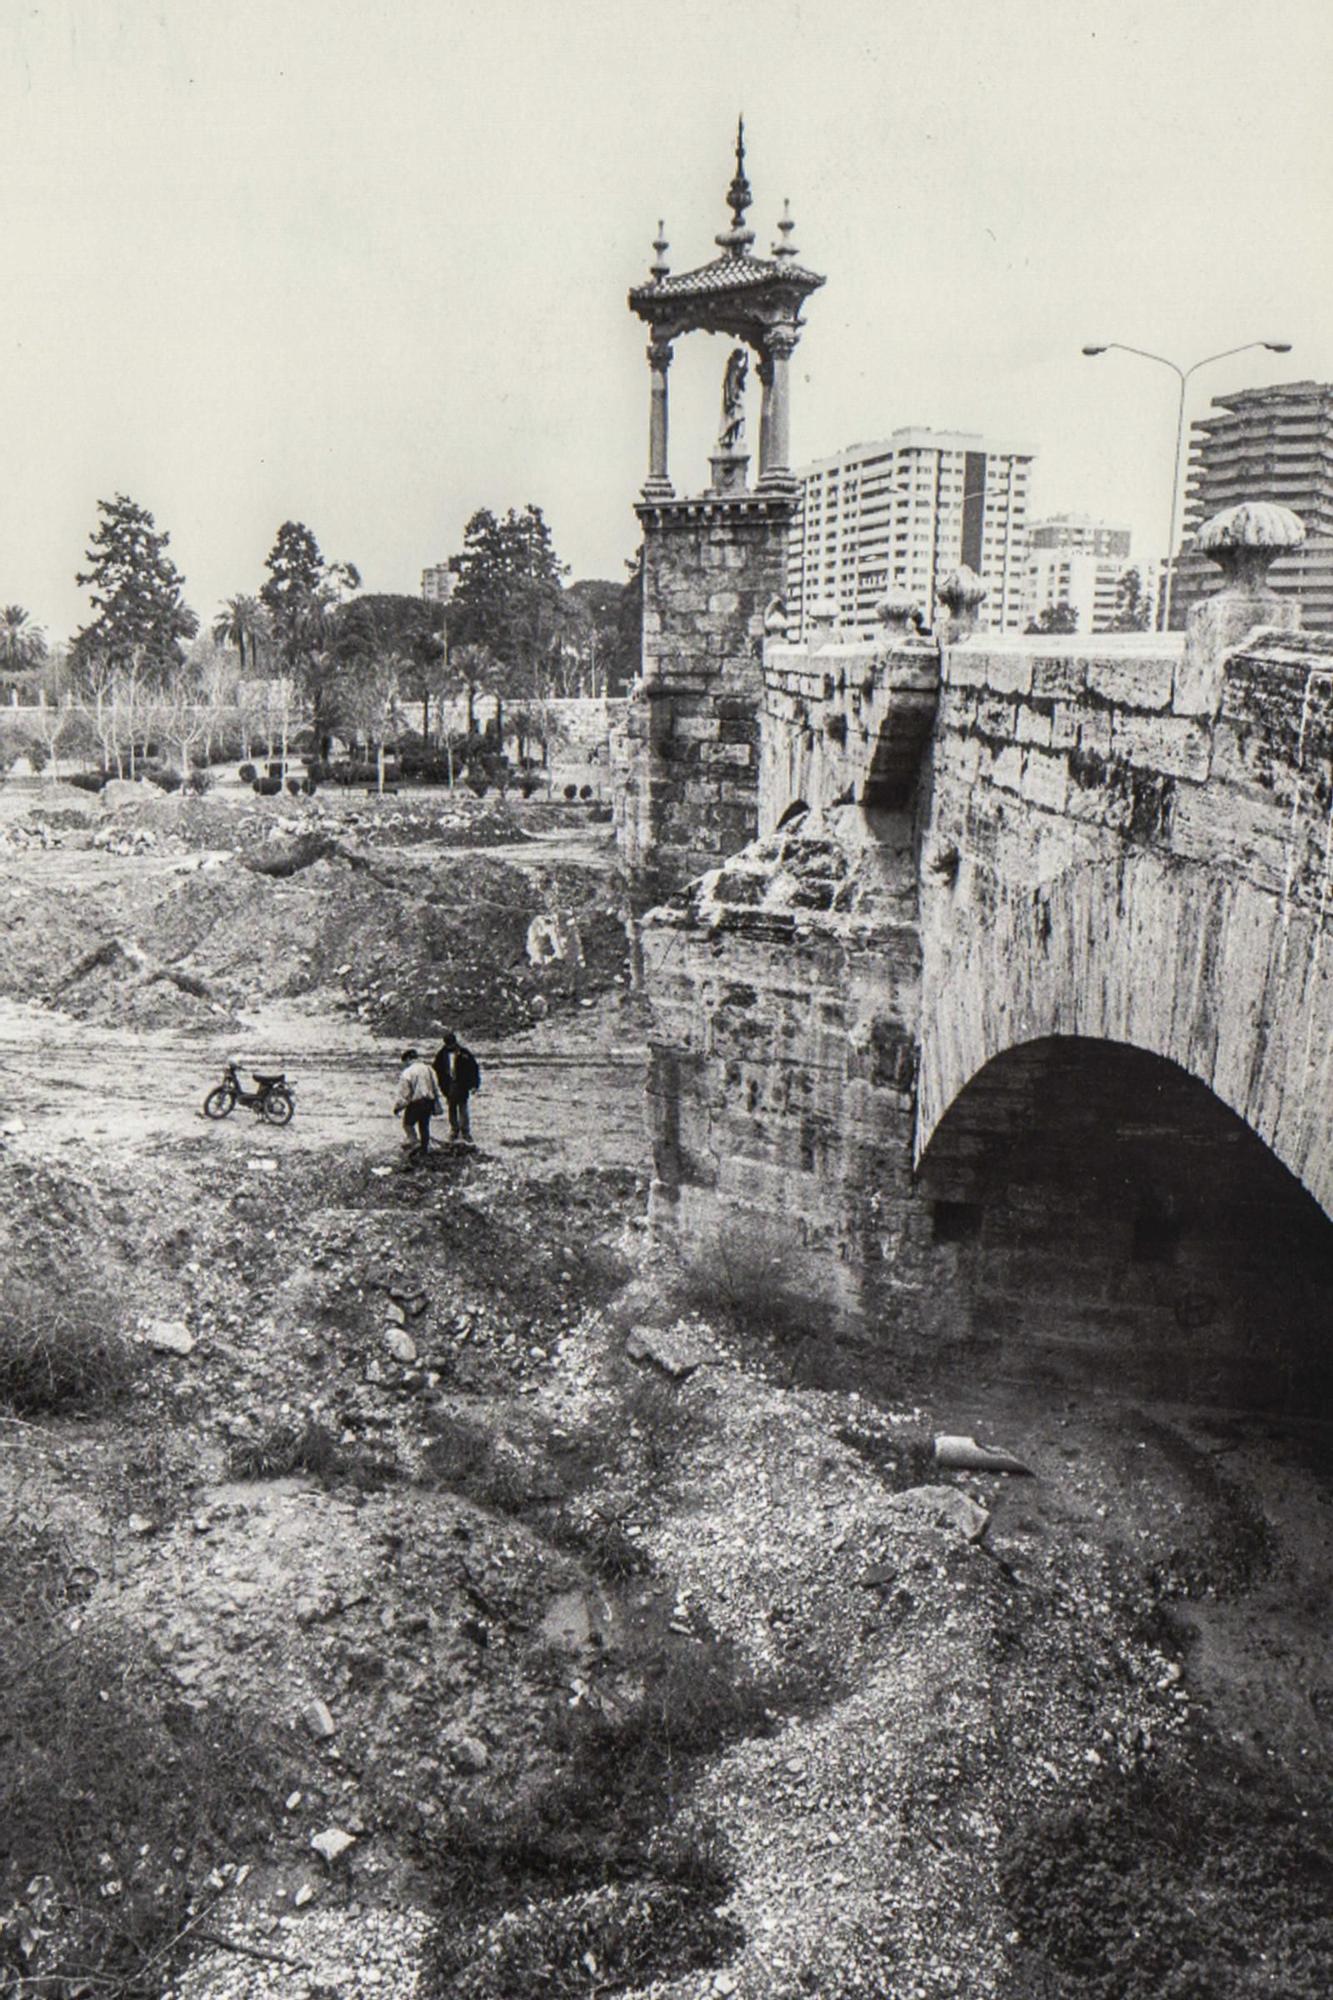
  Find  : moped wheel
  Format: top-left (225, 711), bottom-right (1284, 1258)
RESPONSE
top-left (203, 1087), bottom-right (235, 1120)
top-left (262, 1088), bottom-right (294, 1127)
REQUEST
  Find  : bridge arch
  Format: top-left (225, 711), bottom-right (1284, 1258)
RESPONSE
top-left (918, 851), bottom-right (1333, 1224)
top-left (915, 1033), bottom-right (1333, 1413)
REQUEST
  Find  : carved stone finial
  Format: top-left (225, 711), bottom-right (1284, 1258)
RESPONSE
top-left (808, 599), bottom-right (838, 646)
top-left (876, 589), bottom-right (927, 645)
top-left (1182, 499), bottom-right (1305, 690)
top-left (764, 595), bottom-right (789, 638)
top-left (1196, 500), bottom-right (1305, 592)
top-left (774, 199), bottom-right (798, 261)
top-left (937, 566), bottom-right (987, 638)
top-left (715, 115), bottom-right (756, 256)
top-left (650, 221), bottom-right (669, 282)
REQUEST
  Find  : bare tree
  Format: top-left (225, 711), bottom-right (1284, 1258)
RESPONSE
top-left (160, 668), bottom-right (209, 780)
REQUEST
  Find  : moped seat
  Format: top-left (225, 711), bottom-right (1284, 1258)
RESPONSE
top-left (253, 1071), bottom-right (286, 1087)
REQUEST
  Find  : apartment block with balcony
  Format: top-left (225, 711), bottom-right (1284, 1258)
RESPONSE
top-left (1025, 513), bottom-right (1136, 634)
top-left (786, 430), bottom-right (1035, 639)
top-left (1172, 381), bottom-right (1333, 631)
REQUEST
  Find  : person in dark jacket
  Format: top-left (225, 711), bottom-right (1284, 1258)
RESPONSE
top-left (433, 1029), bottom-right (480, 1145)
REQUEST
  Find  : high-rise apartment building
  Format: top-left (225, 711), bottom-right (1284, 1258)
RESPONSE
top-left (421, 563), bottom-right (455, 606)
top-left (1172, 381), bottom-right (1333, 630)
top-left (787, 429), bottom-right (1035, 638)
top-left (1026, 513), bottom-right (1135, 634)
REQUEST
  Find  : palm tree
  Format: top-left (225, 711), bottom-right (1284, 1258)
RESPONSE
top-left (211, 595), bottom-right (269, 678)
top-left (0, 605), bottom-right (48, 689)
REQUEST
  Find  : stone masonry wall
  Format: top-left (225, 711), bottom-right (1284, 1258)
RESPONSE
top-left (617, 494), bottom-right (791, 909)
top-left (639, 606), bottom-right (1333, 1406)
top-left (759, 631), bottom-right (940, 833)
top-left (920, 624), bottom-right (1333, 1213)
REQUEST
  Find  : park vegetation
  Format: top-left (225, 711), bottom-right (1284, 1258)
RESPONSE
top-left (1, 494), bottom-right (638, 793)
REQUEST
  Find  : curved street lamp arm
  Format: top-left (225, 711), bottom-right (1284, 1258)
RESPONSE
top-left (1096, 342), bottom-right (1184, 381)
top-left (1182, 341), bottom-right (1282, 383)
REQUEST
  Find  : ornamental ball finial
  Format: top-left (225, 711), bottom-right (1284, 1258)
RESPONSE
top-left (937, 565), bottom-right (988, 612)
top-left (1196, 500), bottom-right (1305, 592)
top-left (650, 220), bottom-right (669, 282)
top-left (774, 198), bottom-right (798, 261)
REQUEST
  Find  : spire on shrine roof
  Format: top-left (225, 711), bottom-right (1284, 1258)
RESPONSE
top-left (714, 115), bottom-right (756, 256)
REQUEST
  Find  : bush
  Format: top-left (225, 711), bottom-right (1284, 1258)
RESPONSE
top-left (237, 762), bottom-right (257, 783)
top-left (0, 1525), bottom-right (298, 1992)
top-left (252, 776), bottom-right (282, 797)
top-left (679, 1227), bottom-right (814, 1348)
top-left (227, 1417), bottom-right (400, 1492)
top-left (285, 775), bottom-right (302, 796)
top-left (420, 1411), bottom-right (536, 1513)
top-left (579, 784), bottom-right (593, 801)
top-left (0, 1277), bottom-right (137, 1416)
top-left (185, 766), bottom-right (213, 795)
top-left (564, 783), bottom-right (578, 801)
top-left (67, 770), bottom-right (106, 794)
top-left (421, 1607), bottom-right (807, 1998)
top-left (1000, 1760), bottom-right (1333, 1999)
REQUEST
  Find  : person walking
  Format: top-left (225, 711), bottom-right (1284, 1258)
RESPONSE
top-left (394, 1048), bottom-right (441, 1160)
top-left (433, 1029), bottom-right (481, 1146)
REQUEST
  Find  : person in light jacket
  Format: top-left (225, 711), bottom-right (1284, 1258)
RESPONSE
top-left (394, 1048), bottom-right (441, 1159)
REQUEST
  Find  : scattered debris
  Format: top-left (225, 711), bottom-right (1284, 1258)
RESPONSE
top-left (309, 1828), bottom-right (355, 1865)
top-left (625, 1320), bottom-right (712, 1379)
top-left (880, 1483), bottom-right (991, 1542)
top-left (934, 1432), bottom-right (1033, 1475)
top-left (141, 1318), bottom-right (197, 1357)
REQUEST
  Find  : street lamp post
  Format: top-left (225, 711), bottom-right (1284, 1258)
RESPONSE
top-left (1081, 340), bottom-right (1292, 631)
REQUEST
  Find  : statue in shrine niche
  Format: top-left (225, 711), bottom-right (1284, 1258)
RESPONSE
top-left (718, 346), bottom-right (748, 450)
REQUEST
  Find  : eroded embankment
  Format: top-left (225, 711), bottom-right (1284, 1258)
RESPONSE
top-left (2, 1129), bottom-right (1329, 2000)
top-left (0, 811), bottom-right (628, 1036)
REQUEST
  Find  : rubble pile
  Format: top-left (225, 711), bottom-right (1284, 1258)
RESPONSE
top-left (0, 819), bottom-right (65, 852)
top-left (0, 833), bottom-right (629, 1037)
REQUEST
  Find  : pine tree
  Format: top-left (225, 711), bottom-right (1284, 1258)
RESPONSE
top-left (448, 505), bottom-right (568, 708)
top-left (72, 494), bottom-right (198, 686)
top-left (259, 522), bottom-right (360, 751)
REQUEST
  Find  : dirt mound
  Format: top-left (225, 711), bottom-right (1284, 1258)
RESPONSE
top-left (0, 842), bottom-right (629, 1039)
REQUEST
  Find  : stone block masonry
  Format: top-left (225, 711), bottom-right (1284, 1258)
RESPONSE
top-left (616, 492), bottom-right (793, 911)
top-left (637, 590), bottom-right (1333, 1411)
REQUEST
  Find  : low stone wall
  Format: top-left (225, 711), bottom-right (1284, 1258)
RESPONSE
top-left (760, 632), bottom-right (940, 831)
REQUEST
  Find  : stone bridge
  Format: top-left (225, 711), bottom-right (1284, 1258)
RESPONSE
top-left (629, 526), bottom-right (1333, 1412)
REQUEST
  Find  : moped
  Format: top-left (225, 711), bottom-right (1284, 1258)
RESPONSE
top-left (203, 1061), bottom-right (295, 1126)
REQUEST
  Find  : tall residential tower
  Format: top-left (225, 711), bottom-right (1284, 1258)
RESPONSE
top-left (786, 429), bottom-right (1034, 639)
top-left (1173, 381), bottom-right (1333, 631)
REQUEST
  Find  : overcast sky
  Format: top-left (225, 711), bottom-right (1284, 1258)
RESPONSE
top-left (3, 0), bottom-right (1330, 640)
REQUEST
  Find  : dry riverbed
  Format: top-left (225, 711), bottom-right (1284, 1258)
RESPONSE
top-left (1, 787), bottom-right (1329, 2000)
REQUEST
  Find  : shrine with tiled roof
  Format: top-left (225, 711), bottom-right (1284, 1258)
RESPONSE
top-left (628, 120), bottom-right (824, 500)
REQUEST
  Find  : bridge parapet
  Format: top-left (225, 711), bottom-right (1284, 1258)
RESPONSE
top-left (760, 623), bottom-right (940, 833)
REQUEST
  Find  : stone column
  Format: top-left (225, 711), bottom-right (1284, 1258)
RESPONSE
top-left (759, 325), bottom-right (799, 484)
top-left (643, 338), bottom-right (674, 499)
top-left (756, 350), bottom-right (775, 477)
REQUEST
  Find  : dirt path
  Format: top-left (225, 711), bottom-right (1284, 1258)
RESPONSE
top-left (0, 993), bottom-right (649, 1173)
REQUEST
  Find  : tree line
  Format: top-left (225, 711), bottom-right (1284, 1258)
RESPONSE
top-left (1, 494), bottom-right (641, 780)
